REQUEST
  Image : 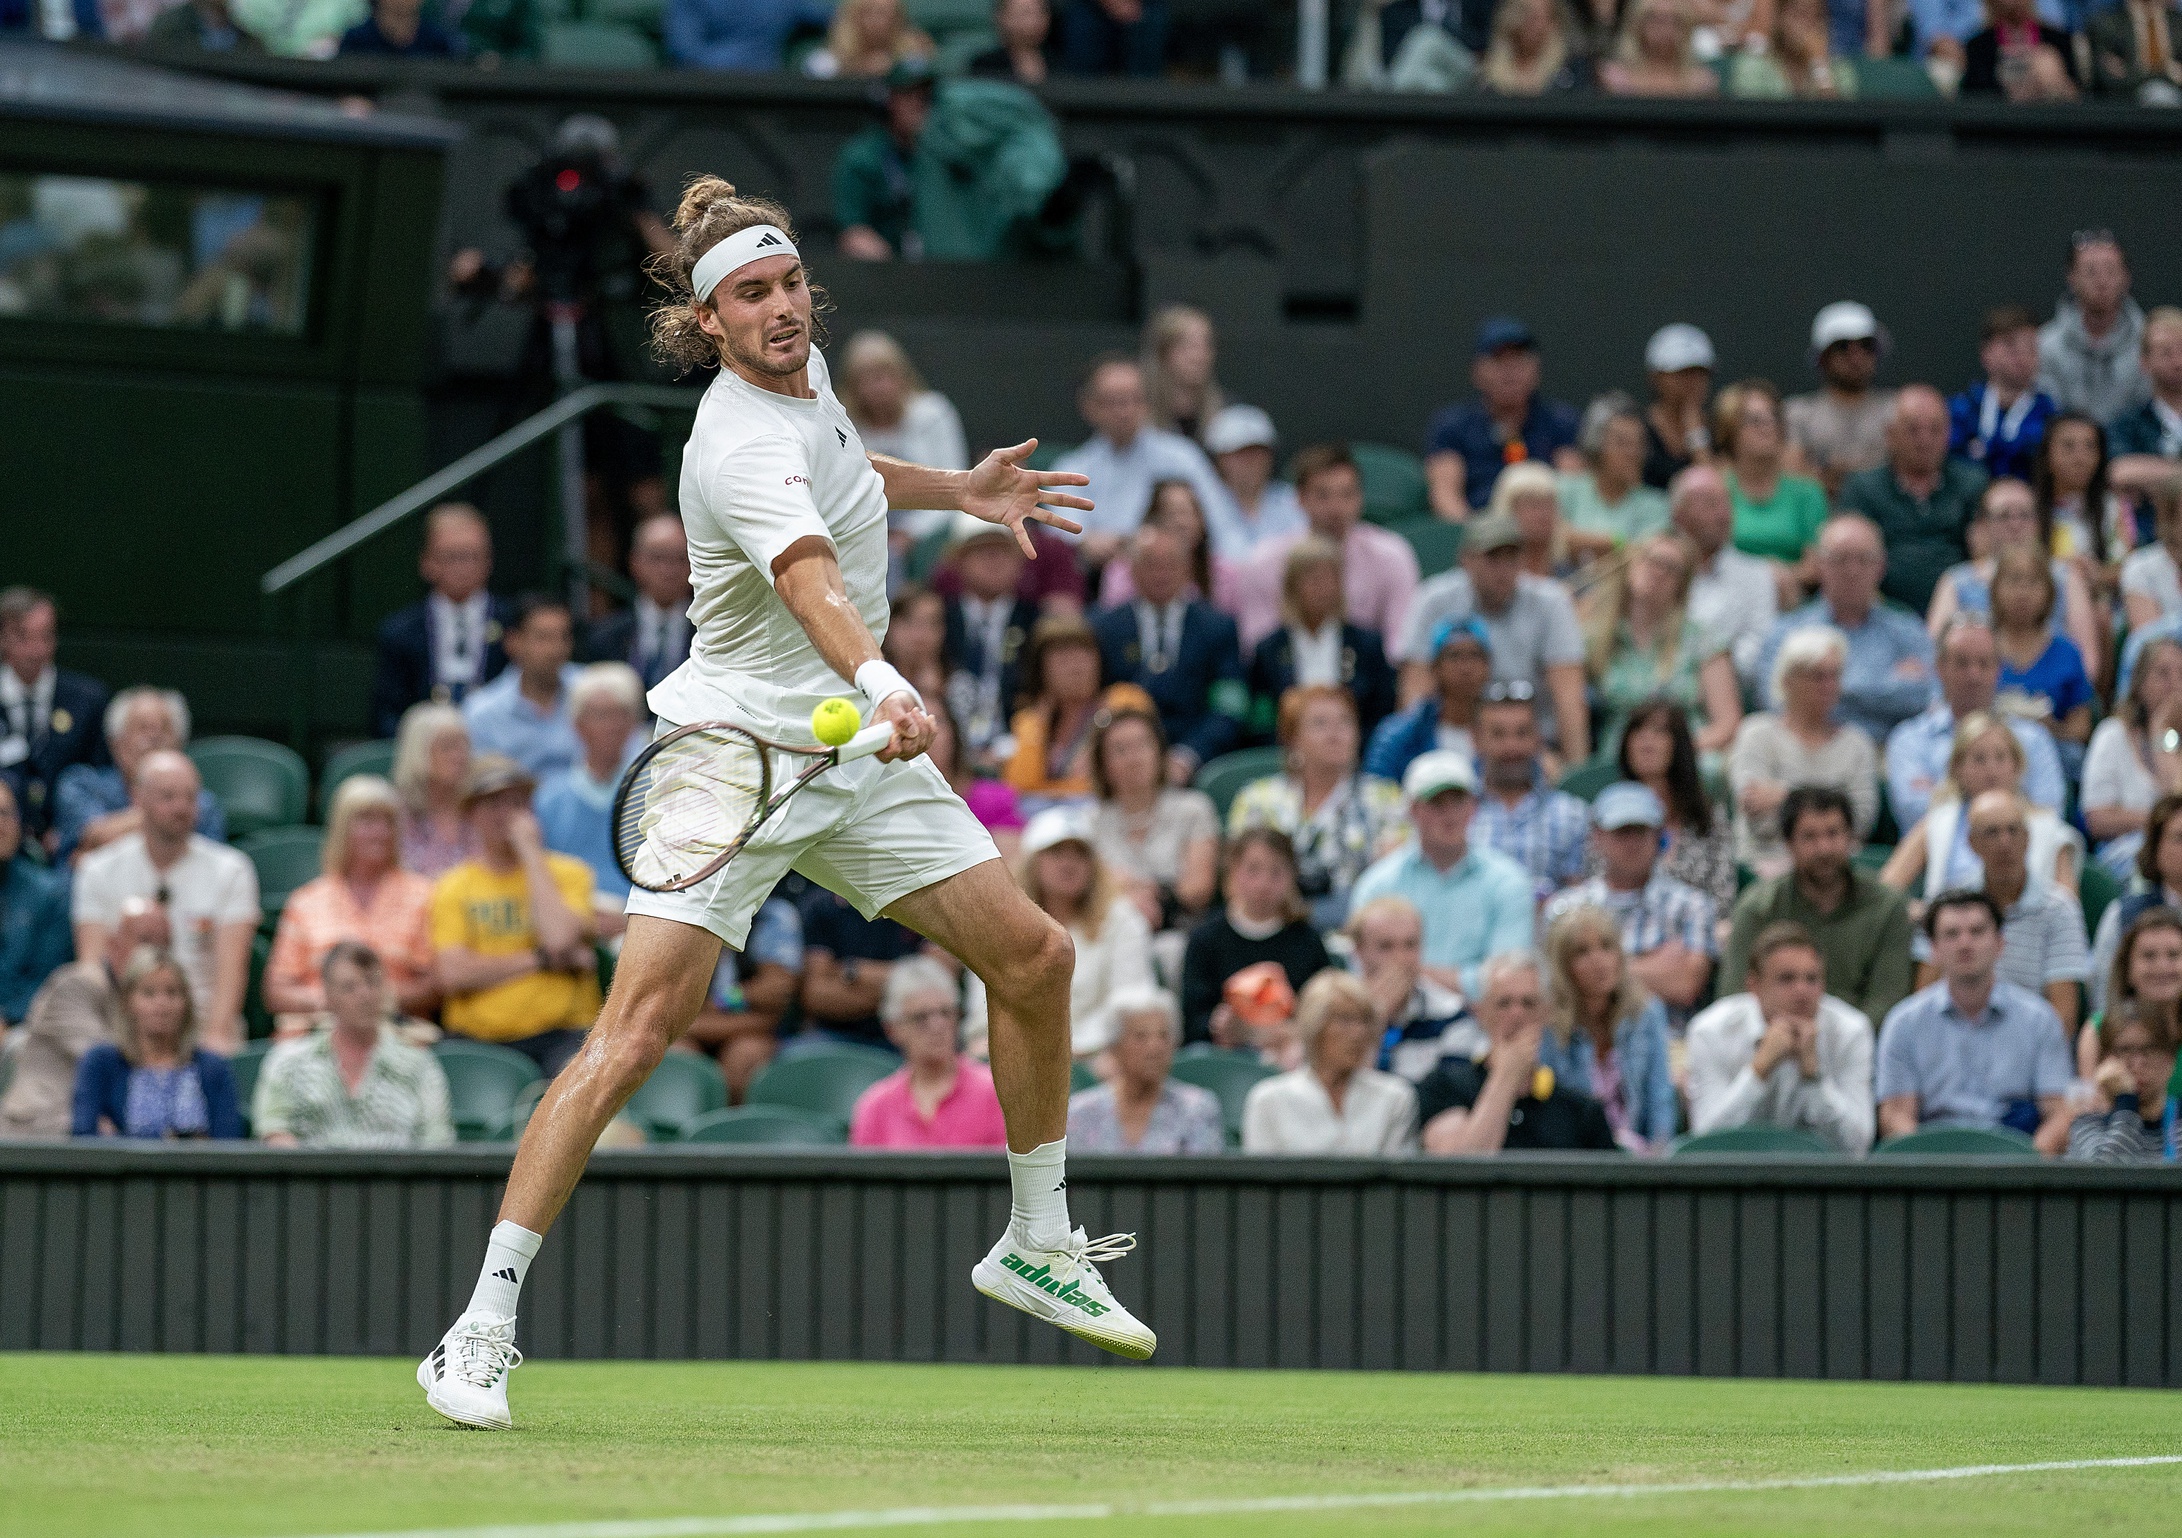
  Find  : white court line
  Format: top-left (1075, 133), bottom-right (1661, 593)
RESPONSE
top-left (286, 1454), bottom-right (2182, 1538)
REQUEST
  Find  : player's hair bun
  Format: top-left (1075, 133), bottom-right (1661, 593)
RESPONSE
top-left (675, 175), bottom-right (741, 232)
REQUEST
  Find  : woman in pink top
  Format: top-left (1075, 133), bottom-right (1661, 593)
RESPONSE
top-left (263, 775), bottom-right (437, 1025)
top-left (848, 956), bottom-right (1008, 1150)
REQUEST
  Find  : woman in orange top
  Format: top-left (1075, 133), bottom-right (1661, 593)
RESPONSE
top-left (263, 775), bottom-right (438, 1026)
top-left (1002, 615), bottom-right (1154, 803)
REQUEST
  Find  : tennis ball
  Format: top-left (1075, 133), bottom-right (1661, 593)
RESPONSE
top-left (811, 696), bottom-right (861, 747)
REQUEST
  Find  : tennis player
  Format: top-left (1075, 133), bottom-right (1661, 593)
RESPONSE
top-left (419, 178), bottom-right (1154, 1430)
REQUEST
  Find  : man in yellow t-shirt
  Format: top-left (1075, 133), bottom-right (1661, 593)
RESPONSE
top-left (430, 755), bottom-right (601, 1076)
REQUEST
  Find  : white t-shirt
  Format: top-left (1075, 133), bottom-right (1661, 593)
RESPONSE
top-left (72, 833), bottom-right (260, 1020)
top-left (652, 349), bottom-right (892, 740)
top-left (2121, 544), bottom-right (2182, 622)
top-left (2081, 716), bottom-right (2159, 815)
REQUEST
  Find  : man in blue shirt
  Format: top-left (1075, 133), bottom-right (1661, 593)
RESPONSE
top-left (1422, 317), bottom-right (1581, 516)
top-left (1349, 751), bottom-right (1534, 996)
top-left (1875, 888), bottom-right (2073, 1146)
top-left (462, 595), bottom-right (585, 782)
top-left (1949, 305), bottom-right (2058, 484)
top-left (1886, 615), bottom-right (2065, 832)
top-left (1754, 514), bottom-right (1936, 745)
top-left (665, 0), bottom-right (832, 70)
top-left (1542, 783), bottom-right (1717, 1019)
top-left (0, 779), bottom-right (69, 1023)
top-left (1468, 685), bottom-right (1588, 901)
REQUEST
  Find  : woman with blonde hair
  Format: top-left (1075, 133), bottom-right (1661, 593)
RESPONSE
top-left (838, 332), bottom-right (969, 563)
top-left (1600, 0), bottom-right (1718, 97)
top-left (1728, 0), bottom-right (1858, 98)
top-left (1881, 710), bottom-right (2082, 897)
top-left (1001, 615), bottom-right (1155, 802)
top-left (803, 0), bottom-right (935, 78)
top-left (1140, 304), bottom-right (1224, 442)
top-left (391, 701), bottom-right (477, 879)
top-left (1240, 969), bottom-right (1418, 1154)
top-left (263, 775), bottom-right (438, 1022)
top-left (1582, 531), bottom-right (1742, 755)
top-left (1479, 0), bottom-right (1592, 94)
top-left (963, 807), bottom-right (1154, 1061)
top-left (1542, 905), bottom-right (1677, 1151)
top-left (71, 947), bottom-right (243, 1139)
top-left (1490, 460), bottom-right (1574, 581)
top-left (1244, 538), bottom-right (1399, 736)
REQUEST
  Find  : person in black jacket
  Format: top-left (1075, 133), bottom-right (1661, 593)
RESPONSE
top-left (1247, 535), bottom-right (1398, 742)
top-left (1092, 521), bottom-right (1247, 782)
top-left (1416, 950), bottom-right (1617, 1153)
top-left (0, 587), bottom-right (109, 847)
top-left (1961, 0), bottom-right (2081, 99)
top-left (943, 517), bottom-right (1041, 756)
top-left (370, 505), bottom-right (512, 739)
top-left (1179, 828), bottom-right (1330, 1046)
top-left (582, 514), bottom-right (691, 692)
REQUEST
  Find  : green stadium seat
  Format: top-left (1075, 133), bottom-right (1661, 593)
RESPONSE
top-left (1556, 757), bottom-right (1621, 801)
top-left (1669, 1125), bottom-right (1834, 1157)
top-left (541, 20), bottom-right (658, 66)
top-left (226, 1039), bottom-right (276, 1136)
top-left (1192, 745), bottom-right (1285, 822)
top-left (2080, 861), bottom-right (2119, 942)
top-left (624, 1050), bottom-right (729, 1141)
top-left (1872, 1125), bottom-right (2040, 1159)
top-left (905, 524), bottom-right (954, 586)
top-left (906, 0), bottom-right (993, 31)
top-left (1387, 515), bottom-right (1462, 579)
top-left (1851, 844), bottom-right (1893, 873)
top-left (1857, 56), bottom-right (1942, 98)
top-left (236, 826), bottom-right (325, 927)
top-left (245, 932), bottom-right (274, 1041)
top-left (1168, 1051), bottom-right (1277, 1148)
top-left (934, 26), bottom-right (998, 72)
top-left (1350, 441), bottom-right (1430, 525)
top-left (190, 736), bottom-right (309, 839)
top-left (587, 0), bottom-right (666, 29)
top-left (433, 1039), bottom-right (546, 1142)
top-left (509, 1077), bottom-right (548, 1138)
top-left (746, 1044), bottom-right (897, 1129)
top-left (1070, 1060), bottom-right (1099, 1093)
top-left (320, 740), bottom-right (395, 810)
top-left (681, 1105), bottom-right (846, 1145)
top-left (1023, 440), bottom-right (1074, 472)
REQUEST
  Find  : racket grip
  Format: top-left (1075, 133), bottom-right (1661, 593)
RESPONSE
top-left (838, 721), bottom-right (899, 763)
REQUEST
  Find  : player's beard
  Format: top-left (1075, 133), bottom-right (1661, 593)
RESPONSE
top-left (723, 316), bottom-right (810, 379)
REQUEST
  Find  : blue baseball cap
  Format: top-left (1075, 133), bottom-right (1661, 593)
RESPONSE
top-left (1430, 615), bottom-right (1492, 660)
top-left (1592, 781), bottom-right (1666, 831)
top-left (1475, 316), bottom-right (1537, 356)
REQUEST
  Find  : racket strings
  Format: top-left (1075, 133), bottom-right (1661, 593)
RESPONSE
top-left (616, 731), bottom-right (767, 890)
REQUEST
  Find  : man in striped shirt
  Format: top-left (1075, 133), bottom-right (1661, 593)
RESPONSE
top-left (253, 943), bottom-right (454, 1149)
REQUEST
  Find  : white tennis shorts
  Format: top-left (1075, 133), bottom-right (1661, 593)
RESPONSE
top-left (622, 724), bottom-right (999, 950)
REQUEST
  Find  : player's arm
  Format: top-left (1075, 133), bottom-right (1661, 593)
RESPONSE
top-left (867, 440), bottom-right (1089, 557)
top-left (773, 536), bottom-right (933, 762)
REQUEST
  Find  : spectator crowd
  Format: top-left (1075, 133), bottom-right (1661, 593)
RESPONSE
top-left (6, 230), bottom-right (2182, 1169)
top-left (14, 0), bottom-right (2182, 106)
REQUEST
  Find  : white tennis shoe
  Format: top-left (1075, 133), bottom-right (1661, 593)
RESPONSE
top-left (418, 1312), bottom-right (523, 1430)
top-left (973, 1226), bottom-right (1156, 1360)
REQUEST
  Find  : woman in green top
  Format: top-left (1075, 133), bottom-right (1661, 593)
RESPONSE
top-left (1560, 392), bottom-right (1672, 565)
top-left (1716, 378), bottom-right (1830, 605)
top-left (1582, 532), bottom-right (1743, 757)
top-left (1725, 0), bottom-right (1860, 100)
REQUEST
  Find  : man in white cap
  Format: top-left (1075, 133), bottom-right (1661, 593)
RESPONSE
top-left (1347, 750), bottom-right (1534, 996)
top-left (1784, 301), bottom-right (1897, 496)
top-left (1543, 782), bottom-right (1718, 1016)
top-left (1640, 323), bottom-right (1715, 489)
top-left (1201, 403), bottom-right (1306, 559)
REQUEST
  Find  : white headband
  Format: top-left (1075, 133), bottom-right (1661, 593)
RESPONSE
top-left (690, 224), bottom-right (799, 302)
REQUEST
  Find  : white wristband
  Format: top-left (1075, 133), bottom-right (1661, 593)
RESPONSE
top-left (854, 660), bottom-right (922, 714)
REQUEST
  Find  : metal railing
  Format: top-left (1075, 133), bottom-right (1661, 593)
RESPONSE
top-left (259, 381), bottom-right (704, 751)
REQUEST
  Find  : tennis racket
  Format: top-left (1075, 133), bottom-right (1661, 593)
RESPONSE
top-left (611, 718), bottom-right (897, 893)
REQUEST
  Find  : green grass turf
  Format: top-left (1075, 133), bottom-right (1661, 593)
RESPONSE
top-left (1, 1354), bottom-right (2175, 1538)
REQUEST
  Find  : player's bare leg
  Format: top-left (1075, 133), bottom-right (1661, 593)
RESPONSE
top-left (885, 859), bottom-right (1156, 1359)
top-left (420, 914), bottom-right (721, 1428)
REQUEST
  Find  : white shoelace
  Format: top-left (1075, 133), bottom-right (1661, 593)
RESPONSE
top-left (1050, 1229), bottom-right (1136, 1289)
top-left (449, 1318), bottom-right (523, 1389)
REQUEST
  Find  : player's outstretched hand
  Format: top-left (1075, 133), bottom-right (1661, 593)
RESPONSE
top-left (961, 439), bottom-right (1090, 557)
top-left (873, 691), bottom-right (936, 765)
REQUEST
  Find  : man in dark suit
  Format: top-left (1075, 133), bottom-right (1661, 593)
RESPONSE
top-left (582, 514), bottom-right (691, 693)
top-left (1092, 522), bottom-right (1246, 783)
top-left (370, 503), bottom-right (512, 738)
top-left (942, 516), bottom-right (1040, 756)
top-left (0, 587), bottom-right (109, 846)
top-left (1246, 534), bottom-right (1398, 741)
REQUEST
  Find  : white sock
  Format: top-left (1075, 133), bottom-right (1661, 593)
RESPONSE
top-left (1008, 1138), bottom-right (1072, 1246)
top-left (465, 1220), bottom-right (542, 1321)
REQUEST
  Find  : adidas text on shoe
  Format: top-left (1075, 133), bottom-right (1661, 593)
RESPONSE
top-left (972, 1227), bottom-right (1156, 1360)
top-left (417, 1312), bottom-right (522, 1430)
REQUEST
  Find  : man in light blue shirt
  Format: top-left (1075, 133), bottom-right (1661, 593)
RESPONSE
top-left (1349, 750), bottom-right (1534, 995)
top-left (462, 595), bottom-right (582, 782)
top-left (1054, 355), bottom-right (1237, 567)
top-left (1753, 513), bottom-right (1934, 745)
top-left (1875, 888), bottom-right (2073, 1146)
top-left (1885, 614), bottom-right (2064, 833)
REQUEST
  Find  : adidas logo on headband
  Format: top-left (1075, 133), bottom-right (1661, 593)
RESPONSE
top-left (691, 223), bottom-right (801, 302)
top-left (756, 232), bottom-right (783, 248)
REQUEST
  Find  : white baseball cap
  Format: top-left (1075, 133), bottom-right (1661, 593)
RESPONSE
top-left (1021, 805), bottom-right (1094, 857)
top-left (1203, 403), bottom-right (1278, 457)
top-left (1809, 301), bottom-right (1889, 358)
top-left (1402, 750), bottom-right (1477, 803)
top-left (1645, 323), bottom-right (1715, 374)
